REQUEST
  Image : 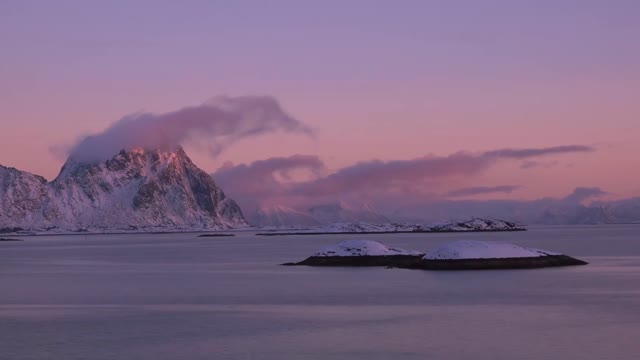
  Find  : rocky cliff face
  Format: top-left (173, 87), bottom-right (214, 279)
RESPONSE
top-left (0, 147), bottom-right (246, 232)
top-left (0, 165), bottom-right (49, 231)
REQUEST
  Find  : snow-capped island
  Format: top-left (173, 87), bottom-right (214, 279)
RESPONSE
top-left (424, 240), bottom-right (558, 259)
top-left (283, 239), bottom-right (424, 267)
top-left (417, 240), bottom-right (587, 270)
top-left (284, 239), bottom-right (587, 270)
top-left (259, 218), bottom-right (525, 236)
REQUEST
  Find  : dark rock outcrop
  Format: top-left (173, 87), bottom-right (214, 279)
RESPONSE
top-left (283, 254), bottom-right (424, 267)
top-left (410, 255), bottom-right (587, 270)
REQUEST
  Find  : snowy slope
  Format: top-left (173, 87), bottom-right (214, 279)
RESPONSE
top-left (0, 147), bottom-right (247, 232)
top-left (424, 240), bottom-right (560, 260)
top-left (314, 239), bottom-right (423, 257)
top-left (250, 205), bottom-right (319, 227)
top-left (0, 165), bottom-right (49, 231)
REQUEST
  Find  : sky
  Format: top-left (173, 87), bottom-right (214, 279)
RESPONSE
top-left (1, 0), bottom-right (639, 204)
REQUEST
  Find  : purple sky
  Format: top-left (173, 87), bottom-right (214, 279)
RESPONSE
top-left (1, 0), bottom-right (639, 201)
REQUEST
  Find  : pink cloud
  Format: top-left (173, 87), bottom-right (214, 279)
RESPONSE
top-left (446, 185), bottom-right (520, 197)
top-left (483, 145), bottom-right (594, 159)
top-left (61, 96), bottom-right (313, 163)
top-left (213, 144), bottom-right (596, 212)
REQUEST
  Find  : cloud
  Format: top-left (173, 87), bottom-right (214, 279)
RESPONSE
top-left (483, 145), bottom-right (594, 159)
top-left (292, 152), bottom-right (492, 197)
top-left (519, 160), bottom-right (559, 169)
top-left (390, 186), bottom-right (618, 224)
top-left (64, 95), bottom-right (313, 162)
top-left (520, 160), bottom-right (539, 169)
top-left (213, 152), bottom-right (492, 211)
top-left (562, 187), bottom-right (607, 203)
top-left (212, 144), bottom-right (595, 212)
top-left (446, 185), bottom-right (520, 197)
top-left (289, 145), bottom-right (594, 197)
top-left (214, 154), bottom-right (326, 198)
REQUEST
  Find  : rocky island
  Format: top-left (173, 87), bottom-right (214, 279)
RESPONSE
top-left (285, 239), bottom-right (587, 270)
top-left (415, 240), bottom-right (588, 270)
top-left (283, 239), bottom-right (424, 267)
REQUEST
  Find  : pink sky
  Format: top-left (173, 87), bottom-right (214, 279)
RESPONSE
top-left (1, 0), bottom-right (639, 200)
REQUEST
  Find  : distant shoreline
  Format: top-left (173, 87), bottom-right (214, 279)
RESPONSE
top-left (3, 223), bottom-right (639, 237)
top-left (0, 229), bottom-right (255, 237)
top-left (0, 237), bottom-right (23, 241)
top-left (256, 228), bottom-right (528, 236)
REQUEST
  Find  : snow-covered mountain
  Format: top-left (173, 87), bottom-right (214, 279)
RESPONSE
top-left (534, 203), bottom-right (635, 225)
top-left (604, 198), bottom-right (640, 223)
top-left (249, 205), bottom-right (320, 228)
top-left (308, 202), bottom-right (390, 224)
top-left (0, 147), bottom-right (246, 232)
top-left (248, 202), bottom-right (389, 227)
top-left (388, 196), bottom-right (640, 226)
top-left (0, 165), bottom-right (50, 230)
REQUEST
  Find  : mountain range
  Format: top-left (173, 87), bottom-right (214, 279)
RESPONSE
top-left (3, 148), bottom-right (640, 232)
top-left (386, 196), bottom-right (640, 226)
top-left (247, 195), bottom-right (640, 227)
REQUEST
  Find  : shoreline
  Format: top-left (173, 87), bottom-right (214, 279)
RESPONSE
top-left (284, 254), bottom-right (587, 270)
top-left (257, 228), bottom-right (527, 236)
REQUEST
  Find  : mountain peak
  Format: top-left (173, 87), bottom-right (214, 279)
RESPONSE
top-left (57, 146), bottom-right (192, 180)
top-left (1, 147), bottom-right (247, 231)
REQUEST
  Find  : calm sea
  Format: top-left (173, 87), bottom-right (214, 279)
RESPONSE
top-left (1, 225), bottom-right (639, 360)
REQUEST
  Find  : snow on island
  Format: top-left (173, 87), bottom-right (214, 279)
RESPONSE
top-left (259, 218), bottom-right (525, 236)
top-left (284, 239), bottom-right (587, 270)
top-left (418, 240), bottom-right (587, 270)
top-left (314, 239), bottom-right (423, 257)
top-left (424, 240), bottom-right (559, 260)
top-left (427, 218), bottom-right (524, 232)
top-left (283, 239), bottom-right (424, 267)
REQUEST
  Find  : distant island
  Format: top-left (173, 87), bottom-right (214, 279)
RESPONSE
top-left (257, 218), bottom-right (525, 236)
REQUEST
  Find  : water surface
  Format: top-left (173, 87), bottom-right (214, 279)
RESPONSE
top-left (1, 225), bottom-right (639, 359)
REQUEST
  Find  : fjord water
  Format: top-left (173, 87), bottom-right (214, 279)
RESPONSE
top-left (1, 226), bottom-right (639, 360)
